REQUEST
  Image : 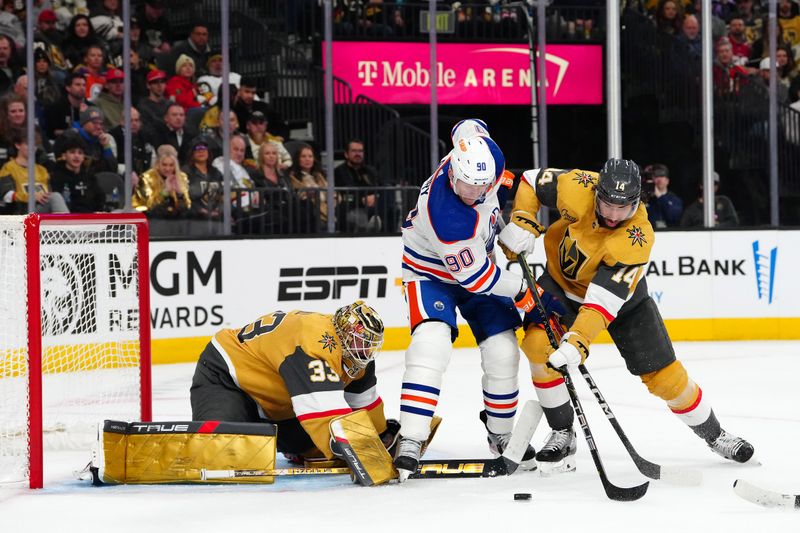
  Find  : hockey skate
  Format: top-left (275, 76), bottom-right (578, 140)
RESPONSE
top-left (535, 427), bottom-right (577, 476)
top-left (479, 410), bottom-right (537, 471)
top-left (706, 429), bottom-right (754, 463)
top-left (394, 437), bottom-right (423, 482)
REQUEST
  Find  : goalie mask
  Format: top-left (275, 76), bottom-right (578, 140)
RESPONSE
top-left (448, 135), bottom-right (496, 205)
top-left (333, 300), bottom-right (385, 378)
top-left (595, 158), bottom-right (642, 228)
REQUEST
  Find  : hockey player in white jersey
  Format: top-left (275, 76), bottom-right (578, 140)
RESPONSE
top-left (394, 120), bottom-right (564, 481)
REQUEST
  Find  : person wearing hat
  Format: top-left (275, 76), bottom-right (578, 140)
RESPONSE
top-left (244, 110), bottom-right (292, 170)
top-left (680, 172), bottom-right (740, 228)
top-left (55, 107), bottom-right (118, 177)
top-left (169, 23), bottom-right (211, 77)
top-left (95, 68), bottom-right (125, 129)
top-left (182, 136), bottom-right (224, 220)
top-left (166, 54), bottom-right (201, 111)
top-left (643, 163), bottom-right (683, 229)
top-left (196, 52), bottom-right (241, 107)
top-left (48, 132), bottom-right (106, 213)
top-left (138, 69), bottom-right (170, 133)
top-left (234, 77), bottom-right (289, 140)
top-left (34, 10), bottom-right (68, 71)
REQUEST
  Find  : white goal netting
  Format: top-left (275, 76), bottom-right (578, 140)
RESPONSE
top-left (0, 216), bottom-right (145, 486)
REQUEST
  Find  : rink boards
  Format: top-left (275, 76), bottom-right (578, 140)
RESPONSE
top-left (148, 230), bottom-right (799, 363)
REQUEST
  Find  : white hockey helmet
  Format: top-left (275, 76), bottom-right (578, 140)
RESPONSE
top-left (450, 118), bottom-right (490, 146)
top-left (449, 135), bottom-right (496, 204)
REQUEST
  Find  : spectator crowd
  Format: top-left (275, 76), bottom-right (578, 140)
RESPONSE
top-left (0, 0), bottom-right (387, 235)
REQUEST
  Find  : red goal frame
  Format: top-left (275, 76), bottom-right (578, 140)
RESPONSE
top-left (23, 213), bottom-right (152, 488)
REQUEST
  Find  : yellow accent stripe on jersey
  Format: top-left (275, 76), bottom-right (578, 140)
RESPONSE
top-left (150, 318), bottom-right (800, 365)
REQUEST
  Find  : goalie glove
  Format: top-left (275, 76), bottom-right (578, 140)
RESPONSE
top-left (547, 331), bottom-right (590, 370)
top-left (498, 210), bottom-right (545, 261)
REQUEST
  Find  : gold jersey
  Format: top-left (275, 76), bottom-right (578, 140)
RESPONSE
top-left (516, 168), bottom-right (653, 322)
top-left (212, 310), bottom-right (386, 458)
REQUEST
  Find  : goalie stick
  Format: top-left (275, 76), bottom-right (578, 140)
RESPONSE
top-left (733, 479), bottom-right (800, 510)
top-left (202, 401), bottom-right (543, 481)
top-left (516, 252), bottom-right (649, 502)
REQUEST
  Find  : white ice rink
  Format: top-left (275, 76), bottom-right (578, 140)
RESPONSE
top-left (1, 340), bottom-right (799, 533)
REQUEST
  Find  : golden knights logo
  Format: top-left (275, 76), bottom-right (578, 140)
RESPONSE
top-left (626, 226), bottom-right (647, 247)
top-left (572, 171), bottom-right (595, 188)
top-left (319, 333), bottom-right (337, 353)
top-left (558, 229), bottom-right (588, 280)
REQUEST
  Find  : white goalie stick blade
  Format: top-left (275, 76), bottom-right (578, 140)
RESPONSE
top-left (501, 400), bottom-right (543, 474)
top-left (733, 479), bottom-right (800, 510)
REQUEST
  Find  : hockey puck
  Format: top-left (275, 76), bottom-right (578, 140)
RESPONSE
top-left (514, 493), bottom-right (532, 501)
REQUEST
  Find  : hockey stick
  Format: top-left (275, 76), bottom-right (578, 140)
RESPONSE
top-left (200, 458), bottom-right (511, 481)
top-left (577, 364), bottom-right (702, 486)
top-left (201, 402), bottom-right (543, 482)
top-left (516, 252), bottom-right (649, 501)
top-left (733, 479), bottom-right (800, 510)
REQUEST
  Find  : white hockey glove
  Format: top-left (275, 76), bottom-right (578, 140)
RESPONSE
top-left (547, 331), bottom-right (590, 370)
top-left (498, 210), bottom-right (544, 261)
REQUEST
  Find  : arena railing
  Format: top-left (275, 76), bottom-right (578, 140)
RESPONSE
top-left (221, 186), bottom-right (421, 237)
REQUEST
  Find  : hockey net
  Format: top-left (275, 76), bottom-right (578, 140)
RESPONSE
top-left (0, 214), bottom-right (151, 488)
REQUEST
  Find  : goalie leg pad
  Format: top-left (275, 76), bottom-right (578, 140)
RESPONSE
top-left (93, 420), bottom-right (277, 484)
top-left (479, 330), bottom-right (520, 435)
top-left (330, 410), bottom-right (395, 486)
top-left (400, 321), bottom-right (453, 441)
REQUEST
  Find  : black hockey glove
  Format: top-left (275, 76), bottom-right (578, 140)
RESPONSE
top-left (525, 288), bottom-right (567, 326)
top-left (380, 419), bottom-right (401, 457)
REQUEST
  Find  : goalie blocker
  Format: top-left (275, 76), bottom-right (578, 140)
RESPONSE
top-left (88, 411), bottom-right (397, 487)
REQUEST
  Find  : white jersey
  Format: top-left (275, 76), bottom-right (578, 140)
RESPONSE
top-left (401, 142), bottom-right (522, 299)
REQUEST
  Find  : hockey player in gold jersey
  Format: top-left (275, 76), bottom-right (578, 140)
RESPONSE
top-left (190, 300), bottom-right (397, 464)
top-left (498, 159), bottom-right (754, 473)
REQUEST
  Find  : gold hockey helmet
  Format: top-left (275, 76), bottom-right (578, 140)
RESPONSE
top-left (333, 300), bottom-right (385, 378)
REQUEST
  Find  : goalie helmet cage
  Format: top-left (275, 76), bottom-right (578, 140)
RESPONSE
top-left (0, 213), bottom-right (152, 489)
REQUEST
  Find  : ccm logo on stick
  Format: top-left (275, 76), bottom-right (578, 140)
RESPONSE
top-left (278, 266), bottom-right (388, 301)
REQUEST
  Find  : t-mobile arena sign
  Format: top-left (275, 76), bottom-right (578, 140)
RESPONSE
top-left (325, 42), bottom-right (602, 105)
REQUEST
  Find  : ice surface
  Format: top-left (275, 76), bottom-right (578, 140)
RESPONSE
top-left (1, 341), bottom-right (798, 532)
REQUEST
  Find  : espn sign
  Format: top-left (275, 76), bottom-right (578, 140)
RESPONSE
top-left (324, 41), bottom-right (603, 105)
top-left (277, 266), bottom-right (389, 301)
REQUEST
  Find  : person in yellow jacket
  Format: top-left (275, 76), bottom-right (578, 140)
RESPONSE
top-left (497, 159), bottom-right (754, 474)
top-left (132, 147), bottom-right (191, 217)
top-left (0, 132), bottom-right (69, 214)
top-left (190, 300), bottom-right (396, 464)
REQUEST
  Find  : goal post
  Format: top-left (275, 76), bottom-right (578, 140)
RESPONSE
top-left (0, 213), bottom-right (151, 489)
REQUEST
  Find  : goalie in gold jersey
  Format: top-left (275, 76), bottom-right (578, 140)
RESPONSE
top-left (498, 159), bottom-right (754, 474)
top-left (190, 300), bottom-right (398, 464)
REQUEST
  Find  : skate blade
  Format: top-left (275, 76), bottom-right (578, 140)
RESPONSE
top-left (536, 456), bottom-right (576, 477)
top-left (518, 457), bottom-right (539, 472)
top-left (396, 468), bottom-right (414, 483)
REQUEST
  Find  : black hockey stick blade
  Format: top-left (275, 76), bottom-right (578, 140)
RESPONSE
top-left (577, 364), bottom-right (703, 486)
top-left (601, 476), bottom-right (650, 502)
top-left (410, 458), bottom-right (508, 479)
top-left (734, 479), bottom-right (800, 509)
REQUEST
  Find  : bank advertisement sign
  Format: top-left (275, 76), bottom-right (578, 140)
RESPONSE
top-left (148, 231), bottom-right (797, 347)
top-left (324, 42), bottom-right (603, 105)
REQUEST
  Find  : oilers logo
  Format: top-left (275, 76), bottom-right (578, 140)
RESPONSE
top-left (752, 241), bottom-right (777, 304)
